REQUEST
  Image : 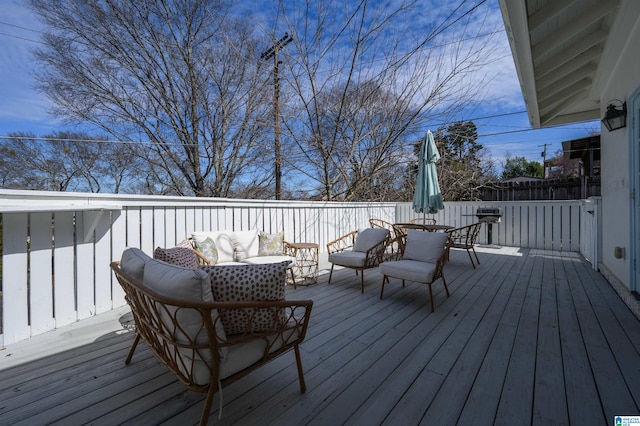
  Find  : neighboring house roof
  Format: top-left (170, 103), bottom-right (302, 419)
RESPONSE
top-left (562, 135), bottom-right (601, 161)
top-left (562, 135), bottom-right (601, 177)
top-left (498, 0), bottom-right (638, 128)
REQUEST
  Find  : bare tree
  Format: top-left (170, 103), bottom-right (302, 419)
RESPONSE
top-left (284, 80), bottom-right (415, 201)
top-left (27, 0), bottom-right (501, 200)
top-left (0, 132), bottom-right (140, 193)
top-left (273, 0), bottom-right (499, 200)
top-left (30, 0), bottom-right (272, 197)
top-left (1, 133), bottom-right (77, 191)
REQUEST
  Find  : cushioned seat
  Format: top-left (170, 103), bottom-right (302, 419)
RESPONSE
top-left (328, 251), bottom-right (368, 268)
top-left (242, 255), bottom-right (296, 265)
top-left (378, 259), bottom-right (438, 283)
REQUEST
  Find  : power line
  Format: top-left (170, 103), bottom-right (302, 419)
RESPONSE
top-left (464, 110), bottom-right (527, 121)
top-left (0, 134), bottom-right (175, 146)
top-left (0, 118), bottom-right (597, 148)
top-left (477, 122), bottom-right (598, 137)
top-left (0, 31), bottom-right (42, 44)
top-left (0, 20), bottom-right (44, 43)
top-left (0, 20), bottom-right (41, 33)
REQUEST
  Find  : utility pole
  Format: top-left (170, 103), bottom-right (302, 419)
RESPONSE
top-left (539, 143), bottom-right (551, 178)
top-left (261, 32), bottom-right (293, 200)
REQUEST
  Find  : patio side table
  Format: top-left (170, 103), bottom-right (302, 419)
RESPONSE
top-left (286, 242), bottom-right (319, 286)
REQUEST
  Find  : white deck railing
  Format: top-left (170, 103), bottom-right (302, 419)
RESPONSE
top-left (0, 189), bottom-right (600, 346)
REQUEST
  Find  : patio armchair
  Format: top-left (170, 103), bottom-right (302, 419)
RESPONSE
top-left (369, 218), bottom-right (396, 236)
top-left (327, 228), bottom-right (390, 293)
top-left (112, 248), bottom-right (313, 425)
top-left (379, 230), bottom-right (450, 312)
top-left (446, 222), bottom-right (482, 268)
top-left (409, 217), bottom-right (437, 225)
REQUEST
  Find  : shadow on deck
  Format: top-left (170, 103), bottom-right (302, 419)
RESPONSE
top-left (1, 247), bottom-right (640, 425)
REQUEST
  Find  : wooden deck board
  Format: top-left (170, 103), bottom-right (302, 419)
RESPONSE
top-left (568, 254), bottom-right (640, 419)
top-left (554, 255), bottom-right (605, 424)
top-left (2, 339), bottom-right (150, 418)
top-left (456, 245), bottom-right (535, 426)
top-left (384, 250), bottom-right (517, 425)
top-left (494, 253), bottom-right (543, 426)
top-left (1, 247), bottom-right (640, 425)
top-left (533, 254), bottom-right (568, 425)
top-left (351, 249), bottom-right (515, 425)
top-left (421, 253), bottom-right (526, 425)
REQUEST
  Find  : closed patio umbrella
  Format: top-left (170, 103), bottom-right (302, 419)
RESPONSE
top-left (412, 130), bottom-right (444, 216)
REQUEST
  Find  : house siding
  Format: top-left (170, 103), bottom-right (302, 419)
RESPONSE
top-left (600, 10), bottom-right (640, 291)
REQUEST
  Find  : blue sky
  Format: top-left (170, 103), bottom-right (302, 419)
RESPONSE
top-left (0, 0), bottom-right (600, 172)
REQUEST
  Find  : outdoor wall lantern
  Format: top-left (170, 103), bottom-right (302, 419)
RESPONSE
top-left (601, 100), bottom-right (627, 131)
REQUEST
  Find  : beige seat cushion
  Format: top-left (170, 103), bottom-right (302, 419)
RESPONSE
top-left (379, 259), bottom-right (438, 283)
top-left (328, 251), bottom-right (368, 268)
top-left (218, 328), bottom-right (300, 380)
top-left (242, 255), bottom-right (295, 267)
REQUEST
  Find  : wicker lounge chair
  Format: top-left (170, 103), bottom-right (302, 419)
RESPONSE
top-left (379, 230), bottom-right (450, 312)
top-left (327, 228), bottom-right (390, 293)
top-left (112, 248), bottom-right (313, 425)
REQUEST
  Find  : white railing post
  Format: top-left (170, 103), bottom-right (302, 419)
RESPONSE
top-left (581, 197), bottom-right (602, 270)
top-left (2, 213), bottom-right (30, 346)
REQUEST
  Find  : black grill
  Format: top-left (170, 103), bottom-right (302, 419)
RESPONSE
top-left (475, 207), bottom-right (503, 223)
top-left (475, 207), bottom-right (502, 245)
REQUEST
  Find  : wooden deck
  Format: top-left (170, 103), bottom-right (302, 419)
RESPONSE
top-left (1, 247), bottom-right (640, 425)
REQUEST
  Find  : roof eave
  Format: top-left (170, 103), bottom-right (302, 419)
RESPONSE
top-left (498, 0), bottom-right (541, 128)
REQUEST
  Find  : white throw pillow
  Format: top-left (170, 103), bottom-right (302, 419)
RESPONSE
top-left (232, 229), bottom-right (260, 261)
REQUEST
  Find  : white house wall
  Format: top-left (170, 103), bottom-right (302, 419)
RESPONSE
top-left (599, 12), bottom-right (640, 291)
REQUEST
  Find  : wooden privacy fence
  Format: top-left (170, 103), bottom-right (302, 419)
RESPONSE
top-left (480, 176), bottom-right (601, 201)
top-left (0, 190), bottom-right (598, 346)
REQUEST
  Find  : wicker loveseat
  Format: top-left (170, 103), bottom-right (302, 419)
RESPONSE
top-left (189, 229), bottom-right (301, 287)
top-left (112, 248), bottom-right (313, 425)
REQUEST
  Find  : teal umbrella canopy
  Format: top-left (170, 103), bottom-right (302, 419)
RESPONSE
top-left (412, 130), bottom-right (444, 214)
